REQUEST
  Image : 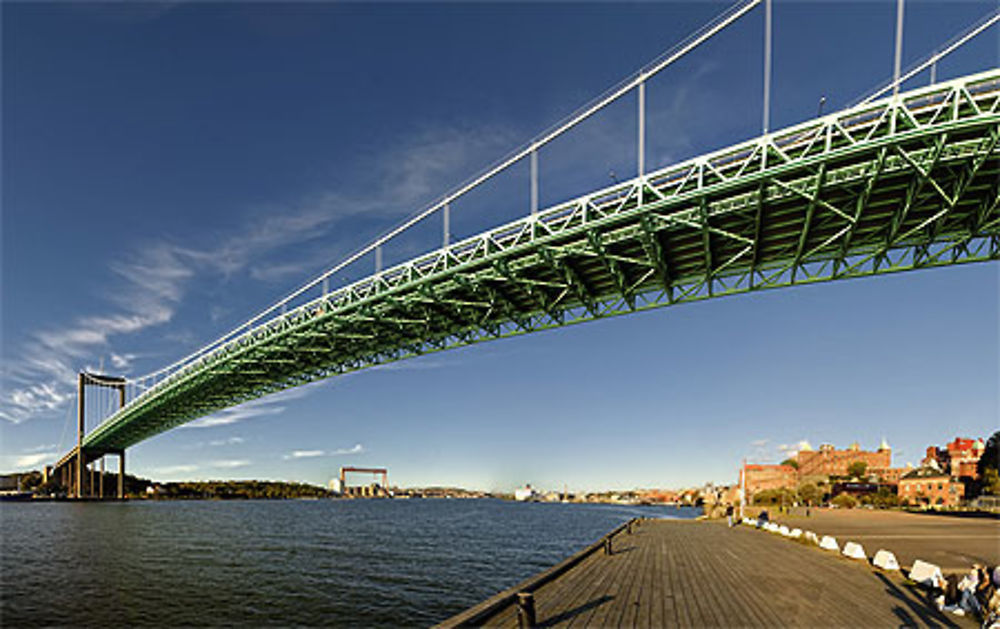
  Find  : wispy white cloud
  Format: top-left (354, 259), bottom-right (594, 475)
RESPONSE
top-left (209, 436), bottom-right (245, 447)
top-left (0, 382), bottom-right (70, 424)
top-left (23, 443), bottom-right (57, 454)
top-left (281, 443), bottom-right (364, 460)
top-left (778, 440), bottom-right (812, 457)
top-left (2, 122), bottom-right (516, 426)
top-left (184, 387), bottom-right (312, 429)
top-left (249, 262), bottom-right (314, 283)
top-left (185, 412), bottom-right (264, 429)
top-left (283, 450), bottom-right (325, 460)
top-left (211, 459), bottom-right (251, 469)
top-left (2, 50), bottom-right (721, 430)
top-left (1, 243), bottom-right (189, 424)
top-left (183, 436), bottom-right (246, 450)
top-left (110, 352), bottom-right (137, 370)
top-left (14, 452), bottom-right (58, 468)
top-left (333, 443), bottom-right (364, 456)
top-left (747, 438), bottom-right (812, 463)
top-left (156, 464), bottom-right (199, 475)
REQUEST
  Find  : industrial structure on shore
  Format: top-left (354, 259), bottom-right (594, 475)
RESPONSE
top-left (329, 466), bottom-right (390, 498)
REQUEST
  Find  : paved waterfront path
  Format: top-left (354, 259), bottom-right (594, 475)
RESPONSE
top-left (445, 519), bottom-right (966, 627)
top-left (748, 508), bottom-right (1000, 573)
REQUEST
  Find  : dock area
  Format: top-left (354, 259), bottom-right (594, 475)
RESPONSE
top-left (745, 507), bottom-right (999, 572)
top-left (440, 518), bottom-right (969, 627)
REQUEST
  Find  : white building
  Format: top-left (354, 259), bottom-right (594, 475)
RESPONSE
top-left (514, 484), bottom-right (538, 501)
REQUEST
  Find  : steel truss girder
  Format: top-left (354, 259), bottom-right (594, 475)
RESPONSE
top-left (84, 70), bottom-right (1000, 451)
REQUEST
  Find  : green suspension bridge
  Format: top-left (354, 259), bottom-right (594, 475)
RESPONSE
top-left (54, 0), bottom-right (1000, 498)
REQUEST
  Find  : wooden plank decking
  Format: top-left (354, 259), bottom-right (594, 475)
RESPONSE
top-left (440, 518), bottom-right (966, 627)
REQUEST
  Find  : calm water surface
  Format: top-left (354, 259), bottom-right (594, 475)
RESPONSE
top-left (1, 499), bottom-right (697, 626)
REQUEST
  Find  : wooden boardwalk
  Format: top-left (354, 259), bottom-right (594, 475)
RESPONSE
top-left (440, 518), bottom-right (966, 627)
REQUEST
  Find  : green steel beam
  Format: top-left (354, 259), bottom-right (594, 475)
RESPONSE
top-left (80, 70), bottom-right (1000, 454)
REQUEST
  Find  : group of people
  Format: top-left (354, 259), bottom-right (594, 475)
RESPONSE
top-left (932, 563), bottom-right (1000, 627)
top-left (723, 504), bottom-right (772, 528)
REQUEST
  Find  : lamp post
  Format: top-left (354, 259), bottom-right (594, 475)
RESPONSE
top-left (739, 458), bottom-right (746, 520)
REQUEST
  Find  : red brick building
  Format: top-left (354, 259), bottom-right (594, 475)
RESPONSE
top-left (876, 466), bottom-right (910, 485)
top-left (898, 468), bottom-right (964, 507)
top-left (922, 437), bottom-right (985, 479)
top-left (795, 440), bottom-right (892, 478)
top-left (743, 464), bottom-right (796, 497)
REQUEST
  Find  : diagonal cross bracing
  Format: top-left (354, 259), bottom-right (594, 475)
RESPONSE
top-left (83, 70), bottom-right (1000, 453)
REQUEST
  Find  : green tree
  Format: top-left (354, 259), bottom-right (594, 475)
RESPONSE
top-left (781, 458), bottom-right (799, 470)
top-left (982, 468), bottom-right (1000, 496)
top-left (832, 493), bottom-right (857, 509)
top-left (871, 486), bottom-right (899, 509)
top-left (798, 483), bottom-right (821, 506)
top-left (753, 488), bottom-right (796, 506)
top-left (847, 461), bottom-right (868, 478)
top-left (977, 431), bottom-right (999, 495)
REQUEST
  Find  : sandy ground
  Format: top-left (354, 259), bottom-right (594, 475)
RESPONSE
top-left (739, 507), bottom-right (999, 573)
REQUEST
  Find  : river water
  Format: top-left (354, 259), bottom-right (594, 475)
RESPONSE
top-left (1, 498), bottom-right (697, 626)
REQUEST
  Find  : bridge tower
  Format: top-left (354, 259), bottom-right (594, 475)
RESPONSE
top-left (53, 372), bottom-right (128, 499)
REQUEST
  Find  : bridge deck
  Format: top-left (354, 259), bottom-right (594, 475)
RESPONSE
top-left (443, 519), bottom-right (964, 627)
top-left (82, 70), bottom-right (1000, 454)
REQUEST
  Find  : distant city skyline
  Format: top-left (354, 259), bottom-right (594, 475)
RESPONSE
top-left (2, 2), bottom-right (997, 491)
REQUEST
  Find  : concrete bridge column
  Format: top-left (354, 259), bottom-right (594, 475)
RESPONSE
top-left (76, 373), bottom-right (84, 499)
top-left (118, 450), bottom-right (125, 500)
top-left (117, 383), bottom-right (126, 500)
top-left (74, 451), bottom-right (82, 499)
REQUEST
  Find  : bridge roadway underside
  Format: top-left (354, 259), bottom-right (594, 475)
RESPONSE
top-left (83, 70), bottom-right (1000, 454)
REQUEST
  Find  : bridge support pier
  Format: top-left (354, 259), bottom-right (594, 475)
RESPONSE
top-left (76, 373), bottom-right (85, 498)
top-left (118, 450), bottom-right (125, 500)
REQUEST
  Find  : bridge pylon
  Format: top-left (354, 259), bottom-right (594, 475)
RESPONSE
top-left (52, 372), bottom-right (128, 500)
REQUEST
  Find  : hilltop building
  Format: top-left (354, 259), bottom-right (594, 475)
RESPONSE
top-left (742, 440), bottom-right (897, 501)
top-left (875, 465), bottom-right (911, 485)
top-left (738, 434), bottom-right (987, 507)
top-left (743, 464), bottom-right (797, 495)
top-left (795, 439), bottom-right (892, 479)
top-left (922, 437), bottom-right (986, 479)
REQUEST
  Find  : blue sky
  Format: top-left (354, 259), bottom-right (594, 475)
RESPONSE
top-left (2, 1), bottom-right (997, 492)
